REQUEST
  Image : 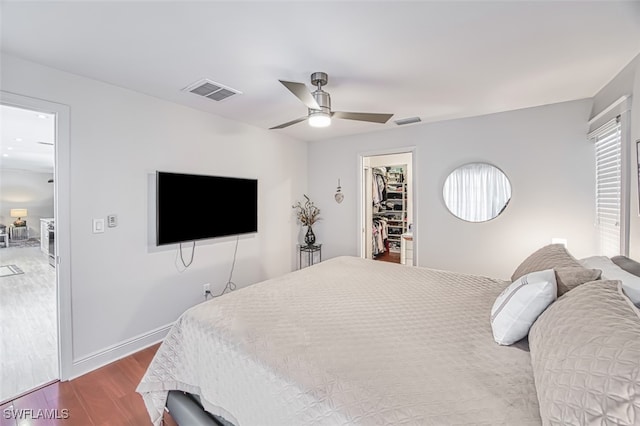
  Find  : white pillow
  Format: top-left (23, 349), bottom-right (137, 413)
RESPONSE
top-left (491, 269), bottom-right (557, 345)
top-left (579, 256), bottom-right (640, 306)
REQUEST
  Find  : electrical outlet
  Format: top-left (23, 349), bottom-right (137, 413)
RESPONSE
top-left (203, 283), bottom-right (211, 296)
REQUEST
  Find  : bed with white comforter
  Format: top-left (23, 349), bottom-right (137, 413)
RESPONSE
top-left (137, 256), bottom-right (541, 425)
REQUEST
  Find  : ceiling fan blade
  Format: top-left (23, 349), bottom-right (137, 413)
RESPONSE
top-left (269, 116), bottom-right (308, 130)
top-left (332, 111), bottom-right (394, 124)
top-left (279, 80), bottom-right (320, 110)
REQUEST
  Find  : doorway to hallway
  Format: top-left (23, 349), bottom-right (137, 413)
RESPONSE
top-left (0, 101), bottom-right (61, 403)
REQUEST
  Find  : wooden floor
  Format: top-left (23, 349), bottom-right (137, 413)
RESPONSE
top-left (374, 250), bottom-right (401, 263)
top-left (0, 343), bottom-right (174, 426)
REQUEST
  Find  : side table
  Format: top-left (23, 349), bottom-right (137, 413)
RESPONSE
top-left (9, 225), bottom-right (29, 241)
top-left (299, 244), bottom-right (322, 269)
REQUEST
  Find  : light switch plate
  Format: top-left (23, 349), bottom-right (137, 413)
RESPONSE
top-left (107, 214), bottom-right (118, 228)
top-left (93, 218), bottom-right (105, 234)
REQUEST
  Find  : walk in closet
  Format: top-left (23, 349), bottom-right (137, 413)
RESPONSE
top-left (362, 152), bottom-right (413, 265)
top-left (372, 166), bottom-right (407, 255)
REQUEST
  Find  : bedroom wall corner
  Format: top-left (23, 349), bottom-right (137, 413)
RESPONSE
top-left (307, 99), bottom-right (597, 279)
top-left (0, 53), bottom-right (308, 374)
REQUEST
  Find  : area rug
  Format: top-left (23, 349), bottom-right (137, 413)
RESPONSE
top-left (9, 238), bottom-right (40, 248)
top-left (0, 265), bottom-right (24, 277)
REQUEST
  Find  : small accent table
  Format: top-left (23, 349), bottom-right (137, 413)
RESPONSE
top-left (299, 244), bottom-right (322, 269)
top-left (9, 225), bottom-right (29, 241)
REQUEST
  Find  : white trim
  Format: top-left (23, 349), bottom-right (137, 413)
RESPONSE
top-left (588, 116), bottom-right (619, 140)
top-left (620, 110), bottom-right (631, 256)
top-left (69, 322), bottom-right (173, 380)
top-left (357, 147), bottom-right (418, 265)
top-left (588, 95), bottom-right (631, 125)
top-left (0, 91), bottom-right (73, 381)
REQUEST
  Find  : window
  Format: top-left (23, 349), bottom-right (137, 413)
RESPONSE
top-left (591, 117), bottom-right (622, 257)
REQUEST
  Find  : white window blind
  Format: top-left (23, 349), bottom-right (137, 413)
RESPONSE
top-left (592, 117), bottom-right (622, 257)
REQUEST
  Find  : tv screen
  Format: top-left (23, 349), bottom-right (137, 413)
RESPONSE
top-left (156, 171), bottom-right (258, 245)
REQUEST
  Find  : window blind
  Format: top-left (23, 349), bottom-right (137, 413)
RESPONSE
top-left (592, 117), bottom-right (622, 257)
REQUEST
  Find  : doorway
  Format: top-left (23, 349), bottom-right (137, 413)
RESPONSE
top-left (360, 151), bottom-right (415, 265)
top-left (0, 94), bottom-right (70, 403)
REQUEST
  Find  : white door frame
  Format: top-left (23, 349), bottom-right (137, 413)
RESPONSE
top-left (357, 146), bottom-right (417, 264)
top-left (1, 91), bottom-right (73, 381)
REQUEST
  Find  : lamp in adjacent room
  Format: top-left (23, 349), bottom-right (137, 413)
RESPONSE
top-left (10, 209), bottom-right (27, 227)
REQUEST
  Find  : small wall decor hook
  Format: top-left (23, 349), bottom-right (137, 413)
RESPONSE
top-left (334, 179), bottom-right (344, 204)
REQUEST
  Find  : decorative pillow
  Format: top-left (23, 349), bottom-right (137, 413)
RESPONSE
top-left (611, 255), bottom-right (640, 277)
top-left (529, 280), bottom-right (640, 425)
top-left (490, 269), bottom-right (557, 345)
top-left (511, 244), bottom-right (582, 282)
top-left (580, 256), bottom-right (640, 307)
top-left (555, 266), bottom-right (602, 296)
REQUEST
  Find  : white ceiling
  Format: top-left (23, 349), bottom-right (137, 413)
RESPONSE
top-left (1, 1), bottom-right (640, 145)
top-left (0, 105), bottom-right (55, 173)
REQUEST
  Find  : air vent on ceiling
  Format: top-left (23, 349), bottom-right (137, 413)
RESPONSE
top-left (394, 117), bottom-right (421, 126)
top-left (182, 79), bottom-right (242, 102)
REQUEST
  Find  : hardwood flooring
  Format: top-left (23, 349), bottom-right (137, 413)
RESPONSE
top-left (374, 250), bottom-right (401, 263)
top-left (0, 343), bottom-right (173, 426)
top-left (0, 244), bottom-right (57, 403)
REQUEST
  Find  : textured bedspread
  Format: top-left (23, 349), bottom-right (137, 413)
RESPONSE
top-left (137, 256), bottom-right (541, 425)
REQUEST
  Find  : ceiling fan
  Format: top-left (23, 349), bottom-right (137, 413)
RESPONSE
top-left (270, 72), bottom-right (394, 129)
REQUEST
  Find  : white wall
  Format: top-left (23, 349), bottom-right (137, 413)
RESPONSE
top-left (589, 54), bottom-right (639, 131)
top-left (1, 54), bottom-right (307, 374)
top-left (590, 53), bottom-right (640, 259)
top-left (0, 169), bottom-right (54, 238)
top-left (308, 99), bottom-right (597, 279)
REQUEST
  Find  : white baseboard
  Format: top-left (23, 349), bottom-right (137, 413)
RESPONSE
top-left (68, 322), bottom-right (174, 380)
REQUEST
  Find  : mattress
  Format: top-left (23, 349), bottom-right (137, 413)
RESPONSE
top-left (137, 256), bottom-right (541, 425)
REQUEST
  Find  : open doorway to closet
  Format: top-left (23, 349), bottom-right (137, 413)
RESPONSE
top-left (361, 151), bottom-right (414, 265)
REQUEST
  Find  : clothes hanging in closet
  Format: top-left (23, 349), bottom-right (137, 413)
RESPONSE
top-left (372, 218), bottom-right (388, 256)
top-left (372, 168), bottom-right (387, 213)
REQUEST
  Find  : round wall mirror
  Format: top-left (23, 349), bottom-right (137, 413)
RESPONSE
top-left (442, 162), bottom-right (511, 223)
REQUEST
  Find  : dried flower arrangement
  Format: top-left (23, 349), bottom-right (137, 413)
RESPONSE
top-left (292, 194), bottom-right (321, 226)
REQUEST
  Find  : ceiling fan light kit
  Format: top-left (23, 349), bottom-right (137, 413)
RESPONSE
top-left (271, 71), bottom-right (394, 130)
top-left (308, 110), bottom-right (331, 127)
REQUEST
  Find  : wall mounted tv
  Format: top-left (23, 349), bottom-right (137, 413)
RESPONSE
top-left (156, 171), bottom-right (258, 245)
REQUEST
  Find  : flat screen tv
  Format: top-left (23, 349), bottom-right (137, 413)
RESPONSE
top-left (156, 171), bottom-right (258, 245)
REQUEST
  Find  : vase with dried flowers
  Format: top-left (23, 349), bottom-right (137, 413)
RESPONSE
top-left (292, 194), bottom-right (321, 246)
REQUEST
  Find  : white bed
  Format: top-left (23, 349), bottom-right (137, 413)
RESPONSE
top-left (137, 256), bottom-right (541, 425)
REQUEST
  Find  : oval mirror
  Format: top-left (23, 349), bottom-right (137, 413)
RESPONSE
top-left (442, 162), bottom-right (511, 222)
